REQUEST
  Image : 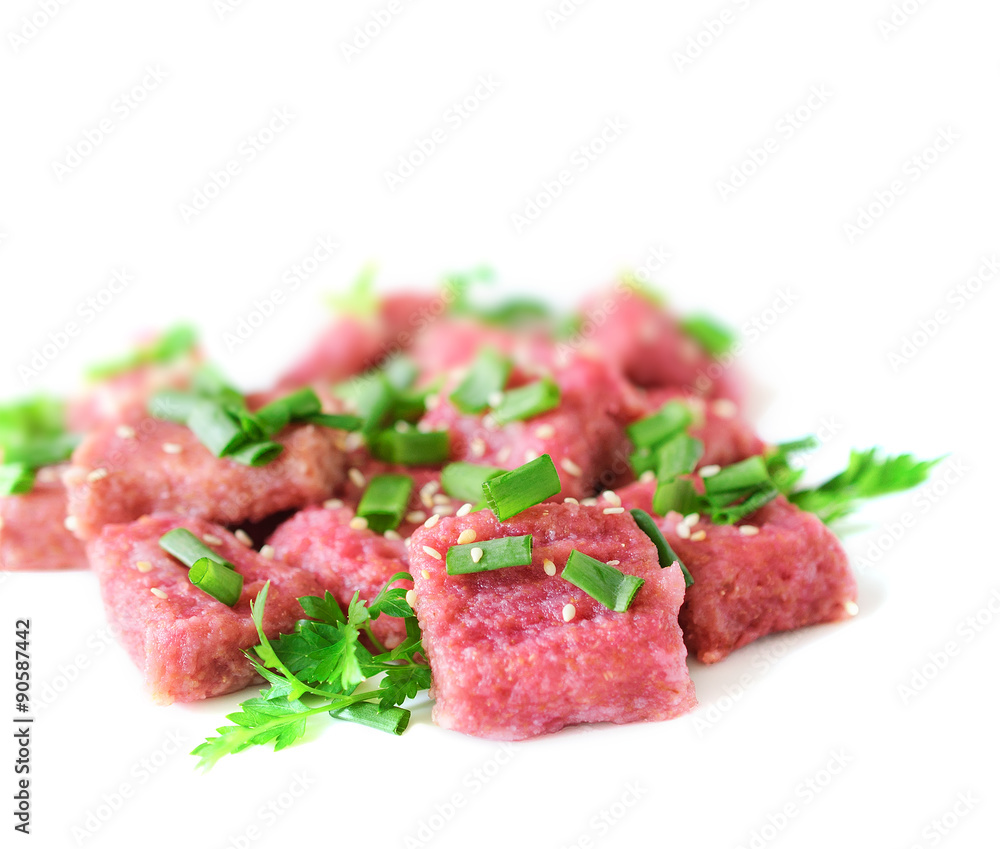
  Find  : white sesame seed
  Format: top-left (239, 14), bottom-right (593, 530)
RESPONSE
top-left (676, 523), bottom-right (691, 539)
top-left (433, 493), bottom-right (452, 505)
top-left (202, 534), bottom-right (223, 545)
top-left (482, 414), bottom-right (499, 432)
top-left (323, 498), bottom-right (344, 510)
top-left (36, 467), bottom-right (58, 483)
top-left (348, 468), bottom-right (366, 488)
top-left (457, 528), bottom-right (477, 545)
top-left (562, 603), bottom-right (576, 622)
top-left (422, 545), bottom-right (442, 560)
top-left (606, 559), bottom-right (621, 566)
top-left (603, 507), bottom-right (625, 515)
top-left (421, 569), bottom-right (430, 579)
top-left (433, 504), bottom-right (455, 517)
top-left (739, 525), bottom-right (759, 536)
top-left (425, 393), bottom-right (440, 410)
top-left (690, 530), bottom-right (707, 542)
top-left (115, 424), bottom-right (136, 439)
top-left (470, 547), bottom-right (484, 563)
top-left (406, 510), bottom-right (427, 524)
top-left (234, 529), bottom-right (253, 546)
top-left (456, 502), bottom-right (473, 517)
top-left (423, 514), bottom-right (440, 529)
top-left (64, 515), bottom-right (78, 532)
top-left (699, 464), bottom-right (721, 478)
top-left (383, 529), bottom-right (402, 541)
top-left (845, 601), bottom-right (860, 616)
top-left (711, 398), bottom-right (738, 419)
top-left (497, 446), bottom-right (512, 464)
top-left (150, 587), bottom-right (168, 599)
top-left (344, 432), bottom-right (364, 451)
top-left (162, 442), bottom-right (183, 455)
top-left (543, 559), bottom-right (557, 576)
top-left (683, 513), bottom-right (700, 527)
top-left (560, 457), bottom-right (583, 477)
top-left (470, 438), bottom-right (486, 458)
top-left (563, 497), bottom-right (579, 505)
top-left (349, 516), bottom-right (369, 531)
top-left (534, 424), bottom-right (556, 439)
top-left (523, 449), bottom-right (539, 463)
top-left (487, 391), bottom-right (504, 408)
top-left (417, 420), bottom-right (433, 433)
top-left (602, 491), bottom-right (622, 508)
top-left (136, 560), bottom-right (152, 573)
top-left (639, 470), bottom-right (656, 483)
top-left (260, 544), bottom-right (275, 560)
top-left (405, 589), bottom-right (417, 608)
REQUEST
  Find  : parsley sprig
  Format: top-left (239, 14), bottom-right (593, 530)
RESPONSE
top-left (192, 573), bottom-right (430, 769)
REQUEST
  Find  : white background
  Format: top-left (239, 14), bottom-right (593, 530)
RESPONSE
top-left (1, 1), bottom-right (998, 847)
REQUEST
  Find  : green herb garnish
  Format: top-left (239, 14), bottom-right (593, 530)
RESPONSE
top-left (449, 347), bottom-right (512, 414)
top-left (491, 378), bottom-right (561, 425)
top-left (679, 314), bottom-right (736, 357)
top-left (440, 461), bottom-right (505, 504)
top-left (561, 550), bottom-right (644, 612)
top-left (356, 474), bottom-right (413, 533)
top-left (482, 454), bottom-right (561, 521)
top-left (629, 508), bottom-right (693, 587)
top-left (86, 325), bottom-right (198, 381)
top-left (445, 534), bottom-right (533, 575)
top-left (158, 528), bottom-right (244, 607)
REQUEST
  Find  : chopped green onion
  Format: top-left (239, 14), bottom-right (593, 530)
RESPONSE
top-left (159, 528), bottom-right (236, 569)
top-left (656, 434), bottom-right (703, 482)
top-left (148, 390), bottom-right (197, 422)
top-left (189, 557), bottom-right (244, 606)
top-left (449, 348), bottom-right (512, 414)
top-left (86, 324), bottom-right (198, 381)
top-left (652, 478), bottom-right (702, 518)
top-left (482, 454), bottom-right (561, 522)
top-left (629, 508), bottom-right (693, 587)
top-left (2, 433), bottom-right (80, 469)
top-left (702, 455), bottom-right (771, 496)
top-left (382, 355), bottom-right (419, 392)
top-left (227, 440), bottom-right (284, 466)
top-left (330, 701), bottom-right (410, 735)
top-left (561, 550), bottom-right (645, 612)
top-left (440, 462), bottom-right (505, 503)
top-left (713, 485), bottom-right (779, 524)
top-left (626, 401), bottom-right (693, 450)
top-left (371, 430), bottom-right (450, 466)
top-left (255, 388), bottom-right (322, 435)
top-left (0, 396), bottom-right (66, 449)
top-left (186, 398), bottom-right (248, 457)
top-left (490, 378), bottom-right (561, 425)
top-left (357, 474), bottom-right (413, 533)
top-left (300, 413), bottom-right (364, 431)
top-left (326, 263), bottom-right (379, 318)
top-left (0, 463), bottom-right (35, 496)
top-left (446, 534), bottom-right (533, 575)
top-left (679, 314), bottom-right (736, 357)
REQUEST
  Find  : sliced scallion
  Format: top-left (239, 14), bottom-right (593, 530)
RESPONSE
top-left (656, 434), bottom-right (703, 482)
top-left (626, 401), bottom-right (692, 450)
top-left (561, 549), bottom-right (644, 612)
top-left (652, 478), bottom-right (702, 518)
top-left (159, 527), bottom-right (236, 570)
top-left (227, 440), bottom-right (284, 466)
top-left (490, 378), bottom-right (561, 425)
top-left (449, 348), bottom-right (512, 414)
top-left (446, 534), bottom-right (533, 575)
top-left (189, 556), bottom-right (244, 606)
top-left (482, 454), bottom-right (561, 522)
top-left (629, 508), bottom-right (694, 588)
top-left (357, 474), bottom-right (413, 533)
top-left (440, 462), bottom-right (505, 503)
top-left (702, 455), bottom-right (771, 496)
top-left (371, 430), bottom-right (450, 466)
top-left (679, 314), bottom-right (736, 357)
top-left (0, 463), bottom-right (35, 496)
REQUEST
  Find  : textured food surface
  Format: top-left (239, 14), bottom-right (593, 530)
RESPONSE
top-left (267, 505), bottom-right (412, 648)
top-left (612, 482), bottom-right (857, 663)
top-left (409, 503), bottom-right (695, 740)
top-left (88, 513), bottom-right (325, 703)
top-left (0, 465), bottom-right (88, 570)
top-left (63, 419), bottom-right (345, 539)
